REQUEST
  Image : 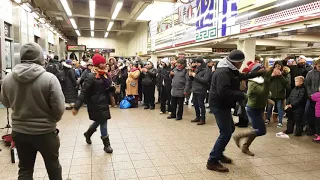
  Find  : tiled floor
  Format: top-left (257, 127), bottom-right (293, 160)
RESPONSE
top-left (1, 105), bottom-right (320, 180)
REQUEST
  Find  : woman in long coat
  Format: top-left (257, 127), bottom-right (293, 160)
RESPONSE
top-left (60, 59), bottom-right (78, 110)
top-left (126, 61), bottom-right (140, 105)
top-left (73, 54), bottom-right (114, 153)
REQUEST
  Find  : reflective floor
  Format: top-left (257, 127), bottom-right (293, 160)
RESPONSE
top-left (0, 105), bottom-right (320, 180)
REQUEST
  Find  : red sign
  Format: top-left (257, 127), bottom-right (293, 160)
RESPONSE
top-left (67, 45), bottom-right (86, 51)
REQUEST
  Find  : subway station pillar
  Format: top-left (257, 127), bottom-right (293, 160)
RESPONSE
top-left (237, 38), bottom-right (256, 68)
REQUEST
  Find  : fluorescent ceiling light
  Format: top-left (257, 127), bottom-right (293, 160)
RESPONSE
top-left (45, 23), bottom-right (50, 28)
top-left (14, 0), bottom-right (22, 3)
top-left (107, 21), bottom-right (114, 31)
top-left (265, 30), bottom-right (282, 35)
top-left (32, 12), bottom-right (39, 19)
top-left (60, 0), bottom-right (72, 16)
top-left (104, 32), bottom-right (109, 38)
top-left (111, 1), bottom-right (123, 20)
top-left (250, 33), bottom-right (265, 37)
top-left (282, 26), bottom-right (305, 32)
top-left (91, 31), bottom-right (94, 37)
top-left (38, 18), bottom-right (45, 24)
top-left (276, 0), bottom-right (298, 7)
top-left (307, 24), bottom-right (320, 28)
top-left (89, 0), bottom-right (95, 18)
top-left (69, 18), bottom-right (78, 29)
top-left (75, 30), bottom-right (81, 36)
top-left (21, 4), bottom-right (32, 13)
top-left (90, 20), bottom-right (94, 30)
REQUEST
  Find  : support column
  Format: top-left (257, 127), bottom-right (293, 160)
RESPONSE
top-left (150, 54), bottom-right (158, 66)
top-left (237, 38), bottom-right (256, 68)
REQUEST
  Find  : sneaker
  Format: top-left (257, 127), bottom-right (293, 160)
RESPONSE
top-left (277, 123), bottom-right (283, 128)
top-left (150, 106), bottom-right (155, 110)
top-left (160, 111), bottom-right (165, 114)
top-left (167, 116), bottom-right (176, 119)
top-left (144, 106), bottom-right (150, 110)
top-left (264, 119), bottom-right (270, 124)
top-left (175, 117), bottom-right (182, 121)
top-left (168, 112), bottom-right (172, 115)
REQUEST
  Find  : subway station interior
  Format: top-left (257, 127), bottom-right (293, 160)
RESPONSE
top-left (1, 0), bottom-right (320, 179)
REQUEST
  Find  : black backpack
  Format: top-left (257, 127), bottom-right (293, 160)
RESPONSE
top-left (57, 70), bottom-right (67, 83)
top-left (46, 63), bottom-right (59, 76)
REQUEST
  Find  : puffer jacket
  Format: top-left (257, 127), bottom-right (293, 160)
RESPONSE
top-left (60, 63), bottom-right (78, 103)
top-left (269, 66), bottom-right (290, 100)
top-left (311, 92), bottom-right (320, 118)
top-left (305, 69), bottom-right (320, 97)
top-left (141, 68), bottom-right (157, 86)
top-left (287, 85), bottom-right (307, 114)
top-left (186, 62), bottom-right (212, 94)
top-left (74, 73), bottom-right (113, 122)
top-left (157, 65), bottom-right (172, 92)
top-left (171, 67), bottom-right (188, 97)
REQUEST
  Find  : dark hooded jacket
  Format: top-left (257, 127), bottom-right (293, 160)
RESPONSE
top-left (209, 58), bottom-right (263, 109)
top-left (157, 64), bottom-right (172, 93)
top-left (60, 62), bottom-right (78, 103)
top-left (186, 61), bottom-right (212, 94)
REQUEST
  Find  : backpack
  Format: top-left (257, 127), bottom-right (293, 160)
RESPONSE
top-left (57, 70), bottom-right (67, 83)
top-left (46, 63), bottom-right (59, 75)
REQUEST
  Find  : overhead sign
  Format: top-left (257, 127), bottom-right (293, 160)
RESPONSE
top-left (67, 45), bottom-right (86, 51)
top-left (212, 48), bottom-right (235, 53)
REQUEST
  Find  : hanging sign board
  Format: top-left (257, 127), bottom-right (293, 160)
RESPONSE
top-left (67, 45), bottom-right (86, 51)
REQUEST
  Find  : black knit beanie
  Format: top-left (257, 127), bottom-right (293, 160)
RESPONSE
top-left (227, 50), bottom-right (245, 63)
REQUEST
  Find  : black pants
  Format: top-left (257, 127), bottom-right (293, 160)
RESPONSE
top-left (306, 100), bottom-right (316, 134)
top-left (192, 93), bottom-right (206, 120)
top-left (171, 96), bottom-right (184, 118)
top-left (160, 87), bottom-right (171, 113)
top-left (286, 111), bottom-right (304, 135)
top-left (12, 131), bottom-right (62, 180)
top-left (142, 85), bottom-right (155, 108)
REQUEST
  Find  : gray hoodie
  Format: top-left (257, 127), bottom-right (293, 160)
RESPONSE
top-left (1, 43), bottom-right (65, 135)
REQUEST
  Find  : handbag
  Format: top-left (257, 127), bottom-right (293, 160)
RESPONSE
top-left (120, 99), bottom-right (131, 109)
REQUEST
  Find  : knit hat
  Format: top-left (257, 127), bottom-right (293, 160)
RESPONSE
top-left (206, 59), bottom-right (213, 64)
top-left (65, 59), bottom-right (73, 65)
top-left (227, 50), bottom-right (245, 63)
top-left (20, 42), bottom-right (45, 65)
top-left (299, 55), bottom-right (307, 60)
top-left (247, 61), bottom-right (262, 72)
top-left (92, 54), bottom-right (106, 66)
top-left (242, 67), bottom-right (250, 73)
top-left (161, 57), bottom-right (170, 66)
top-left (195, 57), bottom-right (204, 63)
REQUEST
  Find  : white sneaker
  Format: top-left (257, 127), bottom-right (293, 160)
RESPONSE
top-left (160, 111), bottom-right (165, 114)
top-left (264, 119), bottom-right (270, 124)
top-left (168, 112), bottom-right (171, 115)
top-left (277, 123), bottom-right (283, 128)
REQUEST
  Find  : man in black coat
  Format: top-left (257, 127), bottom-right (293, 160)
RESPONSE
top-left (207, 50), bottom-right (264, 172)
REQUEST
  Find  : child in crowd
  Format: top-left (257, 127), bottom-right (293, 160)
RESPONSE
top-left (168, 59), bottom-right (189, 120)
top-left (284, 76), bottom-right (307, 136)
top-left (311, 87), bottom-right (320, 143)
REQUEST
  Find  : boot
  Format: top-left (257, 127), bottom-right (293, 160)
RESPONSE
top-left (233, 132), bottom-right (248, 148)
top-left (241, 131), bottom-right (256, 156)
top-left (191, 118), bottom-right (200, 123)
top-left (197, 119), bottom-right (206, 125)
top-left (84, 127), bottom-right (96, 144)
top-left (206, 160), bottom-right (229, 172)
top-left (101, 135), bottom-right (113, 153)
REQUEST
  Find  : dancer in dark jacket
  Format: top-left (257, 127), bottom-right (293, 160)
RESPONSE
top-left (60, 59), bottom-right (78, 110)
top-left (207, 50), bottom-right (264, 172)
top-left (73, 54), bottom-right (114, 153)
top-left (158, 58), bottom-right (172, 114)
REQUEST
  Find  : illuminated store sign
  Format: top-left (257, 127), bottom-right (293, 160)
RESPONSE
top-left (67, 45), bottom-right (86, 51)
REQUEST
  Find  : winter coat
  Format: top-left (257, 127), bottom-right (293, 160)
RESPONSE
top-left (186, 63), bottom-right (212, 95)
top-left (126, 68), bottom-right (140, 95)
top-left (287, 85), bottom-right (307, 114)
top-left (141, 68), bottom-right (157, 86)
top-left (79, 68), bottom-right (92, 85)
top-left (209, 58), bottom-right (264, 109)
top-left (157, 66), bottom-right (172, 93)
top-left (290, 65), bottom-right (310, 89)
top-left (60, 63), bottom-right (78, 103)
top-left (171, 68), bottom-right (188, 97)
top-left (305, 69), bottom-right (320, 97)
top-left (119, 66), bottom-right (128, 89)
top-left (269, 67), bottom-right (290, 100)
top-left (246, 71), bottom-right (272, 109)
top-left (311, 92), bottom-right (320, 118)
top-left (74, 73), bottom-right (113, 122)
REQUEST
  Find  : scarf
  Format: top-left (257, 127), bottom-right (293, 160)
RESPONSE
top-left (93, 67), bottom-right (112, 90)
top-left (130, 67), bottom-right (139, 72)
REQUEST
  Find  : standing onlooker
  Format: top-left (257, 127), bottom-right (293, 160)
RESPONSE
top-left (167, 59), bottom-right (189, 120)
top-left (46, 56), bottom-right (60, 76)
top-left (79, 60), bottom-right (93, 86)
top-left (126, 61), bottom-right (141, 106)
top-left (265, 61), bottom-right (290, 127)
top-left (305, 59), bottom-right (320, 136)
top-left (73, 54), bottom-right (114, 153)
top-left (59, 59), bottom-right (78, 110)
top-left (1, 42), bottom-right (65, 179)
top-left (158, 58), bottom-right (172, 114)
top-left (187, 57), bottom-right (212, 125)
top-left (311, 87), bottom-right (320, 143)
top-left (284, 76), bottom-right (307, 136)
top-left (141, 61), bottom-right (157, 109)
top-left (118, 59), bottom-right (128, 100)
top-left (207, 50), bottom-right (264, 172)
